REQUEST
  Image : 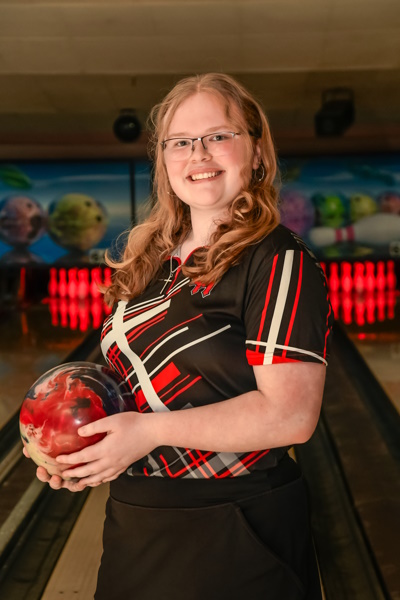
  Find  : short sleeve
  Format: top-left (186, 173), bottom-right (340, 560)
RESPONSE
top-left (244, 248), bottom-right (333, 366)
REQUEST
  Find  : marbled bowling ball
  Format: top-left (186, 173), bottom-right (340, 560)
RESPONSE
top-left (349, 193), bottom-right (378, 222)
top-left (0, 194), bottom-right (46, 247)
top-left (378, 191), bottom-right (400, 215)
top-left (279, 190), bottom-right (315, 236)
top-left (20, 362), bottom-right (134, 479)
top-left (48, 193), bottom-right (108, 252)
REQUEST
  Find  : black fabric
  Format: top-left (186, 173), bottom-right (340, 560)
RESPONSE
top-left (95, 456), bottom-right (322, 600)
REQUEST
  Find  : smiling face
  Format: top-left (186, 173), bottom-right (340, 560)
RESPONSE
top-left (163, 92), bottom-right (260, 223)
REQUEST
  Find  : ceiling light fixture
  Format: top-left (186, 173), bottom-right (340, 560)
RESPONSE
top-left (315, 88), bottom-right (355, 137)
top-left (113, 109), bottom-right (142, 143)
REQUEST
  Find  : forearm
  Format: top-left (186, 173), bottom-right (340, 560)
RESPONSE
top-left (148, 389), bottom-right (316, 453)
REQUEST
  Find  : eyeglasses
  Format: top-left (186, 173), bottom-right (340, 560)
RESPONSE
top-left (161, 131), bottom-right (242, 161)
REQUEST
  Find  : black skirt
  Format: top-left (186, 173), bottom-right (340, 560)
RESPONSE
top-left (94, 454), bottom-right (322, 600)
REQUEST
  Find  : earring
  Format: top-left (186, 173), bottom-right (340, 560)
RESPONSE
top-left (254, 163), bottom-right (265, 182)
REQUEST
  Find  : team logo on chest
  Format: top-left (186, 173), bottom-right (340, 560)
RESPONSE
top-left (189, 281), bottom-right (216, 298)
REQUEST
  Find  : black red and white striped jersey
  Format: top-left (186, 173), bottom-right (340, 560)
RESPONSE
top-left (100, 225), bottom-right (334, 479)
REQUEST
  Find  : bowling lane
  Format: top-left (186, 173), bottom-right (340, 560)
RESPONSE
top-left (341, 293), bottom-right (400, 415)
top-left (348, 330), bottom-right (400, 414)
top-left (0, 301), bottom-right (89, 430)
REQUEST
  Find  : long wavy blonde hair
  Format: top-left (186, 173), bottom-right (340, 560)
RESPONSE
top-left (104, 73), bottom-right (280, 303)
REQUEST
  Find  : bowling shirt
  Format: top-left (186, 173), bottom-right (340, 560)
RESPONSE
top-left (100, 225), bottom-right (334, 479)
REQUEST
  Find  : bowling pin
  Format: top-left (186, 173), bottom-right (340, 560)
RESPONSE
top-left (354, 294), bottom-right (365, 327)
top-left (69, 299), bottom-right (79, 330)
top-left (365, 293), bottom-right (375, 324)
top-left (91, 298), bottom-right (104, 329)
top-left (90, 267), bottom-right (102, 298)
top-left (386, 261), bottom-right (397, 290)
top-left (59, 298), bottom-right (68, 327)
top-left (67, 268), bottom-right (78, 299)
top-left (78, 299), bottom-right (90, 331)
top-left (341, 292), bottom-right (353, 324)
top-left (353, 262), bottom-right (365, 294)
top-left (364, 262), bottom-right (376, 293)
top-left (328, 263), bottom-right (340, 293)
top-left (376, 261), bottom-right (386, 292)
top-left (48, 268), bottom-right (58, 298)
top-left (58, 268), bottom-right (68, 298)
top-left (308, 213), bottom-right (400, 248)
top-left (103, 267), bottom-right (113, 288)
top-left (340, 262), bottom-right (353, 293)
top-left (376, 291), bottom-right (386, 322)
top-left (77, 268), bottom-right (90, 299)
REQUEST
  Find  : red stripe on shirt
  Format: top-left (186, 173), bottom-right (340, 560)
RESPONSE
top-left (282, 251), bottom-right (303, 358)
top-left (272, 355), bottom-right (300, 364)
top-left (126, 312), bottom-right (166, 343)
top-left (323, 297), bottom-right (333, 359)
top-left (164, 376), bottom-right (202, 406)
top-left (256, 254), bottom-right (279, 351)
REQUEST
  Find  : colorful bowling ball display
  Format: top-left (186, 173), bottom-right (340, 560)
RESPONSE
top-left (48, 193), bottom-right (108, 252)
top-left (378, 191), bottom-right (400, 215)
top-left (20, 362), bottom-right (134, 479)
top-left (312, 192), bottom-right (347, 228)
top-left (279, 190), bottom-right (315, 236)
top-left (349, 193), bottom-right (378, 222)
top-left (0, 194), bottom-right (47, 247)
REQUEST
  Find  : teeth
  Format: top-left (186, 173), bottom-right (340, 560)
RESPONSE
top-left (190, 171), bottom-right (220, 181)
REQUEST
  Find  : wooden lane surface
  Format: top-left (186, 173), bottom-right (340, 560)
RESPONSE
top-left (41, 483), bottom-right (108, 599)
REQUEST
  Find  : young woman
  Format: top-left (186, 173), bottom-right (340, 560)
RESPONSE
top-left (33, 73), bottom-right (333, 599)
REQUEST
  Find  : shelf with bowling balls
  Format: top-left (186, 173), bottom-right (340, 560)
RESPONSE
top-left (43, 266), bottom-right (113, 331)
top-left (19, 361), bottom-right (136, 479)
top-left (321, 259), bottom-right (399, 327)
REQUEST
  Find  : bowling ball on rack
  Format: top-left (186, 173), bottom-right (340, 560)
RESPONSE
top-left (47, 193), bottom-right (108, 252)
top-left (349, 193), bottom-right (378, 223)
top-left (0, 194), bottom-right (47, 248)
top-left (19, 362), bottom-right (134, 479)
top-left (279, 190), bottom-right (315, 236)
top-left (312, 192), bottom-right (347, 228)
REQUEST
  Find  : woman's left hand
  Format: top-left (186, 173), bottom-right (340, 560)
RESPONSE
top-left (56, 412), bottom-right (156, 486)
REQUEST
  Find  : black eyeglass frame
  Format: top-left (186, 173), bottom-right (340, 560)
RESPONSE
top-left (160, 131), bottom-right (244, 152)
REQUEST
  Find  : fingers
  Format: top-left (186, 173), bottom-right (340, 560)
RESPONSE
top-left (36, 465), bottom-right (88, 492)
top-left (56, 440), bottom-right (103, 465)
top-left (61, 464), bottom-right (123, 487)
top-left (63, 479), bottom-right (88, 492)
top-left (60, 459), bottom-right (102, 480)
top-left (36, 466), bottom-right (51, 483)
top-left (78, 414), bottom-right (115, 438)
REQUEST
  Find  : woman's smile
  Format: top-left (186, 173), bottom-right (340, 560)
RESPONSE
top-left (187, 169), bottom-right (224, 183)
